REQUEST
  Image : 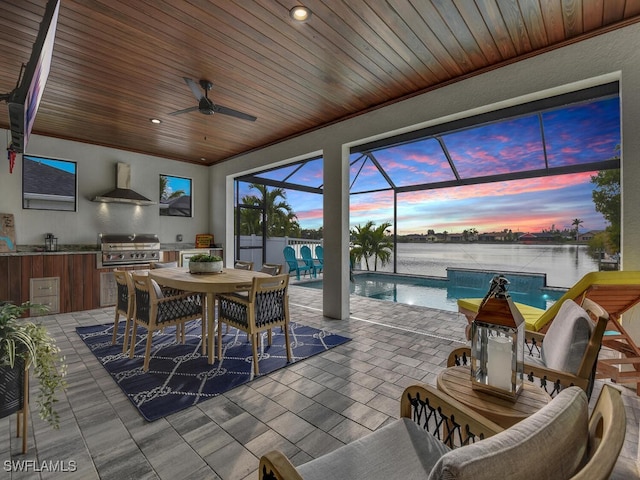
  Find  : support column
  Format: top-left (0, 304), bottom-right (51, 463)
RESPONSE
top-left (322, 143), bottom-right (350, 319)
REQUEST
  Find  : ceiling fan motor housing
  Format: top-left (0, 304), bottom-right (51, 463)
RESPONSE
top-left (198, 97), bottom-right (214, 115)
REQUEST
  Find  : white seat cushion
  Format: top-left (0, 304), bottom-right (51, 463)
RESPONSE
top-left (297, 418), bottom-right (450, 480)
top-left (428, 386), bottom-right (589, 480)
top-left (540, 299), bottom-right (593, 374)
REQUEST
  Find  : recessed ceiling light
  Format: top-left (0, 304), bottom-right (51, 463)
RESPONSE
top-left (150, 118), bottom-right (161, 124)
top-left (289, 6), bottom-right (311, 22)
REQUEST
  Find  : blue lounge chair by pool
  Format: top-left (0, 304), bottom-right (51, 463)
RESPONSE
top-left (315, 245), bottom-right (324, 268)
top-left (300, 245), bottom-right (319, 277)
top-left (283, 246), bottom-right (313, 280)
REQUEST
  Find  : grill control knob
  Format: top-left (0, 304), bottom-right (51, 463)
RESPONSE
top-left (118, 254), bottom-right (125, 259)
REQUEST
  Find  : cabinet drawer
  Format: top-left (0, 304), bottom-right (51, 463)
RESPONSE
top-left (30, 295), bottom-right (59, 315)
top-left (30, 277), bottom-right (60, 315)
top-left (30, 277), bottom-right (59, 296)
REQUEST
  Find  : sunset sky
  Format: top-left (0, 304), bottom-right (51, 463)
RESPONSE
top-left (242, 96), bottom-right (620, 235)
top-left (284, 171), bottom-right (607, 234)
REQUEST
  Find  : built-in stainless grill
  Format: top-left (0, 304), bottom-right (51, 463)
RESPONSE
top-left (97, 233), bottom-right (161, 268)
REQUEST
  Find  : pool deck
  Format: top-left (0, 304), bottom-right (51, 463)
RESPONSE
top-left (2, 283), bottom-right (637, 479)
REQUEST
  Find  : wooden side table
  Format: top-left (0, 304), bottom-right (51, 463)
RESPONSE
top-left (437, 365), bottom-right (551, 428)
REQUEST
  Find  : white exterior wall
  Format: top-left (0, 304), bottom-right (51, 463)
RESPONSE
top-left (0, 134), bottom-right (209, 246)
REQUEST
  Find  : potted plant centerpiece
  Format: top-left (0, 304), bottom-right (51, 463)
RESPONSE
top-left (188, 253), bottom-right (224, 274)
top-left (0, 302), bottom-right (67, 429)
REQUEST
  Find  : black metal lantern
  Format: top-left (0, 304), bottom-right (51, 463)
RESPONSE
top-left (45, 233), bottom-right (57, 252)
top-left (470, 275), bottom-right (525, 401)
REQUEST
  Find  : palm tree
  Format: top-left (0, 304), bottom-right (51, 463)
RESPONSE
top-left (159, 176), bottom-right (185, 201)
top-left (572, 218), bottom-right (584, 241)
top-left (350, 221), bottom-right (393, 271)
top-left (350, 221), bottom-right (374, 270)
top-left (239, 184), bottom-right (299, 237)
top-left (370, 222), bottom-right (393, 271)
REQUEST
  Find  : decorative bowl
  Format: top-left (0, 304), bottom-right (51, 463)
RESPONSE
top-left (189, 260), bottom-right (223, 274)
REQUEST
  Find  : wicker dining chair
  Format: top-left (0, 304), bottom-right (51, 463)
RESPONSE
top-left (129, 273), bottom-right (204, 371)
top-left (217, 274), bottom-right (291, 375)
top-left (235, 260), bottom-right (254, 270)
top-left (260, 263), bottom-right (282, 276)
top-left (112, 269), bottom-right (135, 353)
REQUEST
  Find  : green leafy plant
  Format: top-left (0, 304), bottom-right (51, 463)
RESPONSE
top-left (189, 253), bottom-right (222, 262)
top-left (0, 302), bottom-right (67, 428)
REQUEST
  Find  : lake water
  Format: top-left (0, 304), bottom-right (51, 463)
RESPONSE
top-left (368, 243), bottom-right (599, 288)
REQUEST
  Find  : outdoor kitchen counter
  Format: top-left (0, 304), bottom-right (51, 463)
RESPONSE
top-left (0, 248), bottom-right (183, 313)
top-left (1, 247), bottom-right (101, 255)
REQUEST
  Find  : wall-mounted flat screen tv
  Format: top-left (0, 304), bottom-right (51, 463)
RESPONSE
top-left (6, 0), bottom-right (60, 154)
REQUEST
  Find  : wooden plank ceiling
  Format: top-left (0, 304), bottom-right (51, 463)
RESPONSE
top-left (1, 0), bottom-right (639, 166)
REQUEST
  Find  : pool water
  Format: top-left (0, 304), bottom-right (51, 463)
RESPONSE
top-left (297, 272), bottom-right (565, 312)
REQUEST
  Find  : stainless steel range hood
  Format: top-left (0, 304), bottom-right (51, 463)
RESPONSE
top-left (92, 162), bottom-right (155, 206)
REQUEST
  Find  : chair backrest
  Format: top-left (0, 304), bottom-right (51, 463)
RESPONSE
top-left (131, 273), bottom-right (152, 324)
top-left (235, 260), bottom-right (254, 270)
top-left (249, 274), bottom-right (290, 324)
top-left (260, 263), bottom-right (282, 276)
top-left (315, 245), bottom-right (323, 261)
top-left (533, 270), bottom-right (640, 331)
top-left (283, 246), bottom-right (298, 268)
top-left (150, 261), bottom-right (178, 268)
top-left (113, 269), bottom-right (134, 314)
top-left (300, 245), bottom-right (312, 260)
top-left (571, 384), bottom-right (626, 480)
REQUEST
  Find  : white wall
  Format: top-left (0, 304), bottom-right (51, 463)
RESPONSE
top-left (0, 132), bottom-right (210, 246)
top-left (210, 22), bottom-right (640, 320)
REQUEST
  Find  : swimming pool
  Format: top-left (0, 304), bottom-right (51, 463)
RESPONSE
top-left (297, 272), bottom-right (565, 312)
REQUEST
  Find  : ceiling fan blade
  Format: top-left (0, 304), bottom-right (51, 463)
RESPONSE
top-left (213, 104), bottom-right (257, 122)
top-left (183, 77), bottom-right (204, 101)
top-left (168, 106), bottom-right (199, 116)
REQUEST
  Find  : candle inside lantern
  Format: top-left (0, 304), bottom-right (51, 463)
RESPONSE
top-left (487, 336), bottom-right (512, 391)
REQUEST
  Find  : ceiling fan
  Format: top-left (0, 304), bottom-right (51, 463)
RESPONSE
top-left (169, 77), bottom-right (257, 122)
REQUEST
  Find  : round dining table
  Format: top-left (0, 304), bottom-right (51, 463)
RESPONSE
top-left (148, 266), bottom-right (270, 364)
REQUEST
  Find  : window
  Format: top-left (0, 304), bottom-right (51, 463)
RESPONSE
top-left (159, 174), bottom-right (192, 217)
top-left (22, 155), bottom-right (77, 211)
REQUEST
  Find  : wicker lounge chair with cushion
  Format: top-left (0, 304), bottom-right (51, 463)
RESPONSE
top-left (450, 298), bottom-right (609, 398)
top-left (259, 383), bottom-right (625, 480)
top-left (457, 270), bottom-right (640, 394)
top-left (217, 274), bottom-right (291, 375)
top-left (129, 273), bottom-right (204, 371)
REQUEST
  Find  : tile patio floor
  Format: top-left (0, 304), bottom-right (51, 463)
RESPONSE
top-left (1, 285), bottom-right (638, 479)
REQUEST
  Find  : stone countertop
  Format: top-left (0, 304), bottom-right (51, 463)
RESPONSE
top-left (0, 244), bottom-right (220, 255)
top-left (0, 245), bottom-right (101, 255)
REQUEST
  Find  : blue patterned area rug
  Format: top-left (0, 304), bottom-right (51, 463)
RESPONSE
top-left (76, 321), bottom-right (351, 421)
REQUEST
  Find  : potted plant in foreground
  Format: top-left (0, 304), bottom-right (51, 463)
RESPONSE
top-left (188, 253), bottom-right (224, 274)
top-left (0, 302), bottom-right (67, 428)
